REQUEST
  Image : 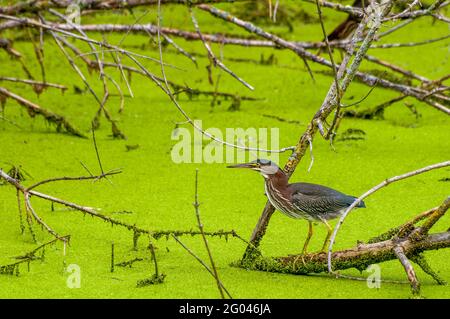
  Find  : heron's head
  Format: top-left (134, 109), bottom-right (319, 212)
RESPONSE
top-left (227, 159), bottom-right (281, 178)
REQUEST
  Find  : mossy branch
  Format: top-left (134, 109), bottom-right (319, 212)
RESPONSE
top-left (237, 231), bottom-right (450, 274)
top-left (0, 87), bottom-right (85, 138)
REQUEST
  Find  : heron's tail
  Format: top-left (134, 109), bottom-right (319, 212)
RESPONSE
top-left (350, 196), bottom-right (366, 208)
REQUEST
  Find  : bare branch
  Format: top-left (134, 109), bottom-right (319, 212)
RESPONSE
top-left (26, 171), bottom-right (122, 191)
top-left (189, 7), bottom-right (254, 90)
top-left (0, 0), bottom-right (250, 15)
top-left (370, 34), bottom-right (450, 48)
top-left (419, 197), bottom-right (450, 235)
top-left (0, 87), bottom-right (85, 137)
top-left (393, 245), bottom-right (420, 295)
top-left (172, 234), bottom-right (233, 298)
top-left (161, 33), bottom-right (198, 67)
top-left (192, 169), bottom-right (226, 299)
top-left (302, 0), bottom-right (364, 17)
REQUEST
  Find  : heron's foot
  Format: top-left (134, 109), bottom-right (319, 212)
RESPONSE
top-left (293, 253), bottom-right (307, 266)
top-left (306, 251), bottom-right (323, 259)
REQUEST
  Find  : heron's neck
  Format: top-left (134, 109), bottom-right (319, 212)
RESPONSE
top-left (265, 170), bottom-right (289, 190)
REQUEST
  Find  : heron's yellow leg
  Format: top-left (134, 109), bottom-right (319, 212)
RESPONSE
top-left (294, 222), bottom-right (314, 266)
top-left (321, 220), bottom-right (333, 252)
top-left (302, 221), bottom-right (314, 255)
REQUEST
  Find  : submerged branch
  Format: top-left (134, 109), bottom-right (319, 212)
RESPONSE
top-left (0, 87), bottom-right (85, 137)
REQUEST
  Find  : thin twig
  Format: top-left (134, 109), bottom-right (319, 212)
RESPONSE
top-left (172, 234), bottom-right (233, 298)
top-left (189, 7), bottom-right (254, 90)
top-left (162, 33), bottom-right (198, 66)
top-left (370, 34), bottom-right (450, 49)
top-left (91, 124), bottom-right (104, 174)
top-left (26, 170), bottom-right (121, 191)
top-left (192, 169), bottom-right (225, 299)
top-left (24, 192), bottom-right (64, 241)
top-left (0, 77), bottom-right (66, 90)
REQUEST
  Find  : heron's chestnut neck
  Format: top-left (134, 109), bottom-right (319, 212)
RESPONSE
top-left (265, 168), bottom-right (289, 189)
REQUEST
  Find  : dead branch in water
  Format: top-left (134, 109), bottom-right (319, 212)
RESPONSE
top-left (0, 87), bottom-right (85, 137)
top-left (0, 168), bottom-right (244, 245)
top-left (237, 197), bottom-right (449, 296)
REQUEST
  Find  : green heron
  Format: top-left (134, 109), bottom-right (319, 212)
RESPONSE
top-left (228, 159), bottom-right (365, 255)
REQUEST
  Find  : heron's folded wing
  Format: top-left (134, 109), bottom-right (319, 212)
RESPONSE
top-left (292, 192), bottom-right (353, 215)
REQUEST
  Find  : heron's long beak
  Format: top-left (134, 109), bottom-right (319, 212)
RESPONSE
top-left (226, 162), bottom-right (257, 169)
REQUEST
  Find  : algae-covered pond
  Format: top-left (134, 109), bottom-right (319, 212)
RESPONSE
top-left (0, 1), bottom-right (449, 299)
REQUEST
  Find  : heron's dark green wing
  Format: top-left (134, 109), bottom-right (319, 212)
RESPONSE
top-left (289, 182), bottom-right (349, 198)
top-left (291, 192), bottom-right (352, 215)
top-left (289, 182), bottom-right (363, 216)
